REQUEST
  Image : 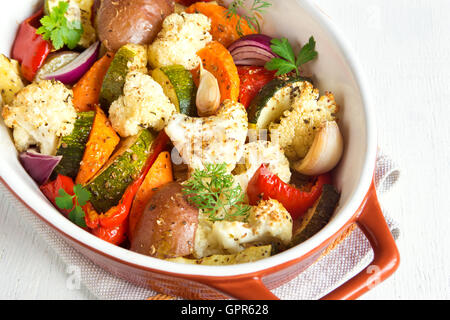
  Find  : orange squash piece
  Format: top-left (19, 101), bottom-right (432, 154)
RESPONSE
top-left (72, 53), bottom-right (114, 112)
top-left (185, 2), bottom-right (256, 48)
top-left (128, 151), bottom-right (173, 239)
top-left (193, 41), bottom-right (240, 103)
top-left (75, 105), bottom-right (120, 185)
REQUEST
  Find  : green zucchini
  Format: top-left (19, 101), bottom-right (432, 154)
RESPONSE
top-left (51, 111), bottom-right (95, 180)
top-left (291, 184), bottom-right (340, 246)
top-left (152, 65), bottom-right (197, 116)
top-left (99, 44), bottom-right (147, 113)
top-left (84, 129), bottom-right (155, 213)
top-left (247, 77), bottom-right (311, 129)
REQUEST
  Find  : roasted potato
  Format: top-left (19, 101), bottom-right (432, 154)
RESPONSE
top-left (96, 0), bottom-right (175, 52)
top-left (130, 182), bottom-right (199, 258)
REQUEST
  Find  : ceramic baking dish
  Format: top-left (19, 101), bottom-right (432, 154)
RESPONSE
top-left (0, 0), bottom-right (399, 299)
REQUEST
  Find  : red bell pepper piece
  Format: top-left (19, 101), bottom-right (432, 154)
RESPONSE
top-left (11, 8), bottom-right (52, 82)
top-left (237, 66), bottom-right (276, 109)
top-left (92, 219), bottom-right (128, 246)
top-left (247, 164), bottom-right (332, 220)
top-left (40, 174), bottom-right (75, 217)
top-left (85, 131), bottom-right (170, 244)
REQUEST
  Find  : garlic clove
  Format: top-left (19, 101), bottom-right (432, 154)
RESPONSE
top-left (196, 67), bottom-right (221, 117)
top-left (293, 121), bottom-right (344, 176)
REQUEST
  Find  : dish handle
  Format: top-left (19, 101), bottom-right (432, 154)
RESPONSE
top-left (205, 180), bottom-right (399, 300)
top-left (321, 180), bottom-right (400, 300)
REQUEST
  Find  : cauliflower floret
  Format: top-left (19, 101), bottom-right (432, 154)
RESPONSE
top-left (2, 80), bottom-right (76, 155)
top-left (0, 54), bottom-right (24, 105)
top-left (233, 141), bottom-right (291, 193)
top-left (148, 12), bottom-right (212, 70)
top-left (165, 99), bottom-right (248, 172)
top-left (269, 81), bottom-right (338, 161)
top-left (108, 71), bottom-right (176, 137)
top-left (194, 199), bottom-right (293, 258)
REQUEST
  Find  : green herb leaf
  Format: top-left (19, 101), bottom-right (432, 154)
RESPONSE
top-left (270, 38), bottom-right (296, 64)
top-left (182, 163), bottom-right (251, 222)
top-left (36, 1), bottom-right (83, 50)
top-left (265, 58), bottom-right (296, 76)
top-left (265, 36), bottom-right (318, 76)
top-left (296, 36), bottom-right (318, 67)
top-left (69, 205), bottom-right (87, 228)
top-left (55, 183), bottom-right (90, 228)
top-left (73, 184), bottom-right (91, 206)
top-left (55, 189), bottom-right (74, 210)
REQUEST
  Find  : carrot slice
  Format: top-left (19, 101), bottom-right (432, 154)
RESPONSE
top-left (128, 151), bottom-right (173, 239)
top-left (192, 41), bottom-right (240, 103)
top-left (72, 53), bottom-right (114, 112)
top-left (185, 2), bottom-right (256, 48)
top-left (75, 105), bottom-right (120, 185)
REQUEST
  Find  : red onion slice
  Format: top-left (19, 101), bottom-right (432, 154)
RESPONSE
top-left (234, 58), bottom-right (268, 66)
top-left (228, 34), bottom-right (277, 67)
top-left (230, 46), bottom-right (276, 60)
top-left (44, 41), bottom-right (100, 84)
top-left (228, 34), bottom-right (274, 53)
top-left (35, 51), bottom-right (80, 82)
top-left (19, 151), bottom-right (62, 185)
top-left (232, 51), bottom-right (273, 64)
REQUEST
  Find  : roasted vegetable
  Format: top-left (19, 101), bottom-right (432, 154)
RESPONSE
top-left (167, 245), bottom-right (272, 265)
top-left (34, 51), bottom-right (80, 83)
top-left (193, 41), bottom-right (240, 103)
top-left (237, 66), bottom-right (275, 109)
top-left (247, 164), bottom-right (332, 220)
top-left (84, 129), bottom-right (155, 213)
top-left (52, 111), bottom-right (95, 180)
top-left (2, 80), bottom-right (77, 156)
top-left (99, 44), bottom-right (147, 113)
top-left (247, 77), bottom-right (310, 129)
top-left (85, 131), bottom-right (170, 244)
top-left (11, 9), bottom-right (52, 82)
top-left (185, 2), bottom-right (256, 48)
top-left (268, 81), bottom-right (339, 161)
top-left (195, 67), bottom-right (221, 117)
top-left (96, 0), bottom-right (174, 52)
top-left (151, 65), bottom-right (197, 116)
top-left (129, 151), bottom-right (173, 240)
top-left (72, 53), bottom-right (114, 112)
top-left (0, 54), bottom-right (24, 105)
top-left (130, 182), bottom-right (199, 259)
top-left (75, 106), bottom-right (120, 185)
top-left (291, 184), bottom-right (340, 246)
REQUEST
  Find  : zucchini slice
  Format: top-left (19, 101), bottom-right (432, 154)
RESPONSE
top-left (152, 65), bottom-right (197, 116)
top-left (291, 184), bottom-right (340, 246)
top-left (99, 44), bottom-right (147, 113)
top-left (247, 77), bottom-right (311, 129)
top-left (84, 129), bottom-right (155, 213)
top-left (51, 111), bottom-right (95, 180)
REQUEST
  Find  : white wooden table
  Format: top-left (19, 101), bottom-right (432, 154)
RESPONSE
top-left (1, 0), bottom-right (449, 299)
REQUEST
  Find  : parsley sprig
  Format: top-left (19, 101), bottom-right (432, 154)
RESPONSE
top-left (55, 184), bottom-right (91, 228)
top-left (265, 36), bottom-right (318, 76)
top-left (226, 0), bottom-right (272, 36)
top-left (182, 163), bottom-right (251, 222)
top-left (36, 1), bottom-right (83, 50)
